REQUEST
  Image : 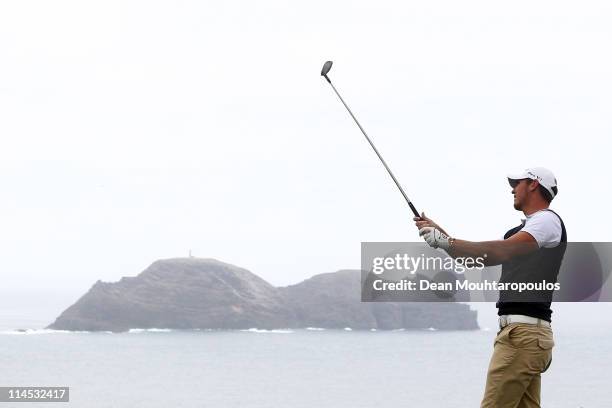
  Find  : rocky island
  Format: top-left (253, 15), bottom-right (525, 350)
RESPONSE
top-left (47, 258), bottom-right (478, 332)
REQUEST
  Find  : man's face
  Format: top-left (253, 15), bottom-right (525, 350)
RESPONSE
top-left (510, 179), bottom-right (531, 210)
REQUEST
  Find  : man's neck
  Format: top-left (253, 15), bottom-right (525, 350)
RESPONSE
top-left (522, 202), bottom-right (549, 216)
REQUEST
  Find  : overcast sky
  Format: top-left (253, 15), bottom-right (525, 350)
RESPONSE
top-left (1, 1), bottom-right (611, 327)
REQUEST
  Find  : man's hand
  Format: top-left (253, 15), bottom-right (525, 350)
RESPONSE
top-left (414, 212), bottom-right (450, 237)
top-left (419, 227), bottom-right (451, 250)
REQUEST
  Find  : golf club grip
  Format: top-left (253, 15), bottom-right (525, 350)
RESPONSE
top-left (408, 202), bottom-right (420, 218)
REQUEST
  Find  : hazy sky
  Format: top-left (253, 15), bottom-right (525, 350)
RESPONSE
top-left (1, 0), bottom-right (611, 313)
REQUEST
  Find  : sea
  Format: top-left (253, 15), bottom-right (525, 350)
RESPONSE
top-left (1, 305), bottom-right (609, 408)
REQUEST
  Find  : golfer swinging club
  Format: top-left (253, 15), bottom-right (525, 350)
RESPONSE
top-left (415, 167), bottom-right (566, 408)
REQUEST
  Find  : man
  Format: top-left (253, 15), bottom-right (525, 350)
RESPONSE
top-left (415, 167), bottom-right (566, 408)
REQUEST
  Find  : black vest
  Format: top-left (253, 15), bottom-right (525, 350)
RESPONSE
top-left (496, 209), bottom-right (567, 322)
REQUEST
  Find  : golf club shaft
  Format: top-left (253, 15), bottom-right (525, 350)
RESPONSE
top-left (325, 78), bottom-right (420, 217)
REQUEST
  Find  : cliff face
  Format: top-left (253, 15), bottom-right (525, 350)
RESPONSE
top-left (279, 270), bottom-right (478, 330)
top-left (48, 259), bottom-right (294, 332)
top-left (48, 258), bottom-right (478, 332)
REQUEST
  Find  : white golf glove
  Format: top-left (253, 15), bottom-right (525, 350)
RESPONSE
top-left (419, 227), bottom-right (451, 250)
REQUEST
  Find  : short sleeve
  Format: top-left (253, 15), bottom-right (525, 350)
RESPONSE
top-left (520, 210), bottom-right (562, 248)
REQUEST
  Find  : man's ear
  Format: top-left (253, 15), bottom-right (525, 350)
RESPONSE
top-left (528, 179), bottom-right (540, 192)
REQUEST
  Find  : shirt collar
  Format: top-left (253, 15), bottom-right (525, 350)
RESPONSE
top-left (524, 209), bottom-right (547, 220)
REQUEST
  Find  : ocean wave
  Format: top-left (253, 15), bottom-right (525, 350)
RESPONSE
top-left (240, 328), bottom-right (294, 334)
top-left (0, 328), bottom-right (92, 335)
top-left (305, 327), bottom-right (325, 331)
top-left (128, 328), bottom-right (173, 333)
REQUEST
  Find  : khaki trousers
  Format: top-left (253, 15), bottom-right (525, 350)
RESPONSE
top-left (480, 323), bottom-right (554, 408)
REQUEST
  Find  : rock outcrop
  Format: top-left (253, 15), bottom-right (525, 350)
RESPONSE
top-left (48, 258), bottom-right (478, 332)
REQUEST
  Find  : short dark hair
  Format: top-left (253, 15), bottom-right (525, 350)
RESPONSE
top-left (538, 184), bottom-right (556, 203)
top-left (524, 178), bottom-right (555, 203)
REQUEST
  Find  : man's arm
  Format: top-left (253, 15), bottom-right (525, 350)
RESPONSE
top-left (446, 232), bottom-right (539, 266)
top-left (414, 213), bottom-right (540, 265)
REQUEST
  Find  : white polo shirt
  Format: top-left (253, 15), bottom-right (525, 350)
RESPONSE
top-left (519, 209), bottom-right (563, 248)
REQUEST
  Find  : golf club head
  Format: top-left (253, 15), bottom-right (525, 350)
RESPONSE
top-left (321, 61), bottom-right (333, 77)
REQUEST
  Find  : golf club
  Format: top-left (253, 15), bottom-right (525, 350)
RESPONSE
top-left (321, 60), bottom-right (421, 218)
